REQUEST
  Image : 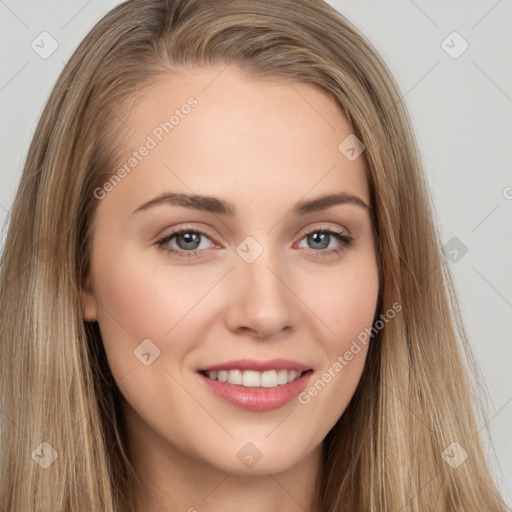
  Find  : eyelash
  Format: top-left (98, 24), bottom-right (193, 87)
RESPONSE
top-left (155, 224), bottom-right (354, 260)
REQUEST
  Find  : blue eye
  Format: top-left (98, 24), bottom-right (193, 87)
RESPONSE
top-left (297, 229), bottom-right (353, 254)
top-left (155, 224), bottom-right (354, 260)
top-left (155, 226), bottom-right (213, 259)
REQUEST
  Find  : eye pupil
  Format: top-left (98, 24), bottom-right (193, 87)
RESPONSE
top-left (309, 232), bottom-right (329, 250)
top-left (177, 232), bottom-right (201, 250)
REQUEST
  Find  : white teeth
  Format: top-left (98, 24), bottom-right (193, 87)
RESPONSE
top-left (288, 370), bottom-right (298, 381)
top-left (204, 369), bottom-right (305, 388)
top-left (276, 369), bottom-right (288, 385)
top-left (260, 370), bottom-right (277, 388)
top-left (243, 370), bottom-right (260, 387)
top-left (227, 369), bottom-right (243, 385)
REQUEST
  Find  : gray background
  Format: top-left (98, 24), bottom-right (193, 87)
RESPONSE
top-left (1, 0), bottom-right (511, 506)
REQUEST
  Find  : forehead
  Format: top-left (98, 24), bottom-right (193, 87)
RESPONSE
top-left (100, 66), bottom-right (370, 216)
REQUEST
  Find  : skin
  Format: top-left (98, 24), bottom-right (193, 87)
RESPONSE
top-left (81, 65), bottom-right (379, 512)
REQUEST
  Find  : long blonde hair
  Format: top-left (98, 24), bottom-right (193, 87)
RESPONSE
top-left (0, 0), bottom-right (508, 510)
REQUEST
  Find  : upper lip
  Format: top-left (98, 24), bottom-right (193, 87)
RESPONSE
top-left (198, 358), bottom-right (312, 373)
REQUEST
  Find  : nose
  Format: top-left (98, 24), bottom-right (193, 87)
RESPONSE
top-left (223, 248), bottom-right (297, 340)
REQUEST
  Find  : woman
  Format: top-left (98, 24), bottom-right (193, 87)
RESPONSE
top-left (0, 0), bottom-right (508, 510)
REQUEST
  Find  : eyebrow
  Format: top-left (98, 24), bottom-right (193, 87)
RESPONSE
top-left (132, 191), bottom-right (370, 216)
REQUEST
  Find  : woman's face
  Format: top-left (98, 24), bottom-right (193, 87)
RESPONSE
top-left (82, 66), bottom-right (379, 477)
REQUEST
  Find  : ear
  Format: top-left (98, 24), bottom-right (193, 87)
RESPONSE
top-left (81, 275), bottom-right (98, 322)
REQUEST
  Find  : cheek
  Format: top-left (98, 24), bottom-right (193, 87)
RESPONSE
top-left (335, 273), bottom-right (379, 343)
top-left (307, 257), bottom-right (379, 348)
top-left (295, 271), bottom-right (377, 436)
top-left (91, 250), bottom-right (216, 424)
top-left (297, 254), bottom-right (378, 409)
top-left (94, 248), bottom-right (212, 341)
top-left (91, 247), bottom-right (204, 384)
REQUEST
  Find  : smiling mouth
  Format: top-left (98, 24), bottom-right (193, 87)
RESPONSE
top-left (197, 366), bottom-right (314, 412)
top-left (199, 369), bottom-right (312, 388)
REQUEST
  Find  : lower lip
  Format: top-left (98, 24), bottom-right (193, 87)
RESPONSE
top-left (197, 371), bottom-right (313, 412)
